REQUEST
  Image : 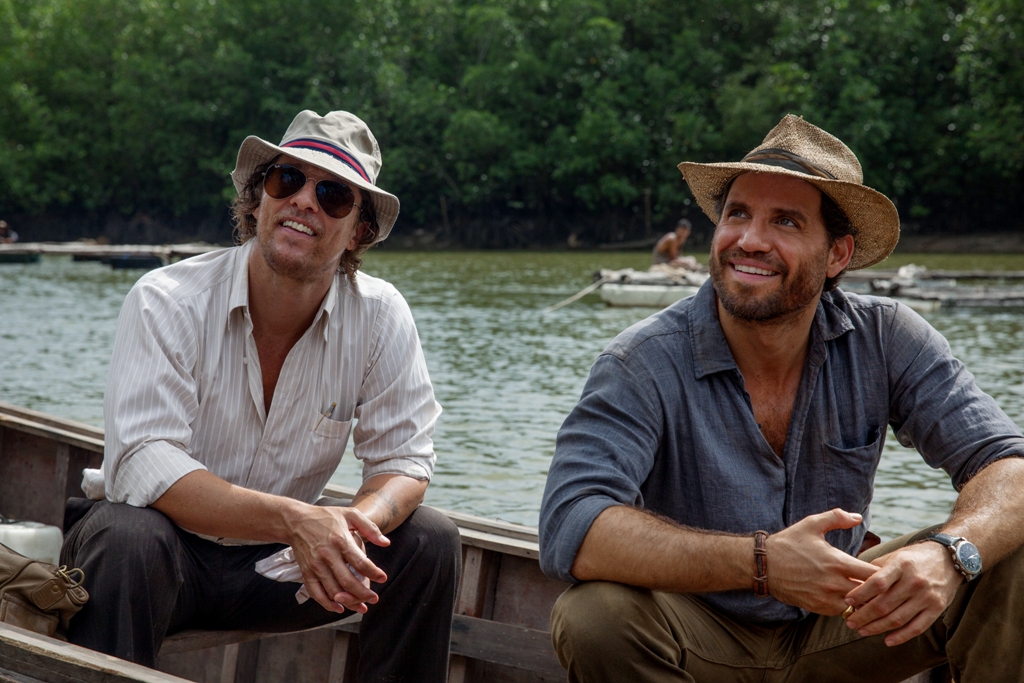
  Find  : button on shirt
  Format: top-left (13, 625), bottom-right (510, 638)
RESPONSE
top-left (539, 280), bottom-right (1024, 623)
top-left (84, 241), bottom-right (440, 543)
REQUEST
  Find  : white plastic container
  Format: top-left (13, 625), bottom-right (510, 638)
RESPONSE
top-left (0, 519), bottom-right (63, 565)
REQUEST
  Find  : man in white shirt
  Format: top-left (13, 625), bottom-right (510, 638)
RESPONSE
top-left (61, 110), bottom-right (461, 683)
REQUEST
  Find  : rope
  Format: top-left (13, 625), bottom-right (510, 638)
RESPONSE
top-left (542, 276), bottom-right (611, 313)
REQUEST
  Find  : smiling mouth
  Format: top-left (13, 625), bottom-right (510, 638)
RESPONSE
top-left (282, 220), bottom-right (315, 236)
top-left (733, 263), bottom-right (777, 277)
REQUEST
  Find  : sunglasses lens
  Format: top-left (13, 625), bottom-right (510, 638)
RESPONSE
top-left (263, 164), bottom-right (306, 199)
top-left (316, 181), bottom-right (356, 219)
top-left (263, 164), bottom-right (357, 219)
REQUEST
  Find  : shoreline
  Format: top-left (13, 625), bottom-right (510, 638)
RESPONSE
top-left (4, 232), bottom-right (1024, 255)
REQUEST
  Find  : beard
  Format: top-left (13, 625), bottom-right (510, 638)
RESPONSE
top-left (709, 244), bottom-right (829, 322)
top-left (254, 212), bottom-right (338, 284)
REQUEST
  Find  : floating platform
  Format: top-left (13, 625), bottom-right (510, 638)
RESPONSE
top-left (0, 242), bottom-right (221, 269)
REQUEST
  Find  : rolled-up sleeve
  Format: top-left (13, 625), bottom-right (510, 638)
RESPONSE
top-left (539, 353), bottom-right (662, 583)
top-left (352, 287), bottom-right (440, 482)
top-left (887, 303), bottom-right (1024, 490)
top-left (103, 281), bottom-right (207, 506)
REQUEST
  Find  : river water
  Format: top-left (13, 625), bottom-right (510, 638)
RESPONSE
top-left (2, 251), bottom-right (1023, 539)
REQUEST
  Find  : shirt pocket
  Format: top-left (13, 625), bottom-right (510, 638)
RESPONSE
top-left (823, 427), bottom-right (884, 515)
top-left (295, 408), bottom-right (354, 486)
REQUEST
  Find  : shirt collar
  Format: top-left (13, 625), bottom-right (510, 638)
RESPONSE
top-left (689, 279), bottom-right (855, 379)
top-left (228, 240), bottom-right (254, 314)
top-left (227, 240), bottom-right (341, 340)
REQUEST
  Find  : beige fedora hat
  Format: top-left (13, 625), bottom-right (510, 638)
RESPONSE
top-left (678, 114), bottom-right (899, 270)
top-left (231, 110), bottom-right (400, 242)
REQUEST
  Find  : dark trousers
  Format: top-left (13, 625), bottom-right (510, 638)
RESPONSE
top-left (61, 499), bottom-right (461, 683)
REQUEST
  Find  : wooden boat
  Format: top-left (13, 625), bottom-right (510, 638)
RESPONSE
top-left (599, 282), bottom-right (699, 307)
top-left (0, 401), bottom-right (568, 683)
top-left (0, 402), bottom-right (942, 683)
top-left (595, 263), bottom-right (1024, 312)
top-left (596, 267), bottom-right (707, 308)
top-left (844, 265), bottom-right (1024, 312)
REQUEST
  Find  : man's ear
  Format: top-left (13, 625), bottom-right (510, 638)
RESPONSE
top-left (346, 222), bottom-right (367, 252)
top-left (827, 234), bottom-right (855, 278)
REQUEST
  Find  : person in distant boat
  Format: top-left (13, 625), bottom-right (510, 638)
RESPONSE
top-left (61, 110), bottom-right (460, 682)
top-left (652, 218), bottom-right (692, 266)
top-left (540, 115), bottom-right (1024, 682)
top-left (0, 220), bottom-right (18, 243)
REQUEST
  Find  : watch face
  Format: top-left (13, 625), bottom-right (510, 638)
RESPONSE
top-left (956, 542), bottom-right (983, 575)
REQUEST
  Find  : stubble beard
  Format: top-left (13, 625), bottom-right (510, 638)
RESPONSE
top-left (255, 213), bottom-right (338, 285)
top-left (709, 244), bottom-right (829, 322)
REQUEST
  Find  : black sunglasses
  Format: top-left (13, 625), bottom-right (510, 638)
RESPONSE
top-left (262, 164), bottom-right (360, 219)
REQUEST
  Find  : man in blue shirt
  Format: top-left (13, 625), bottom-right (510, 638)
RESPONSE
top-left (539, 115), bottom-right (1024, 682)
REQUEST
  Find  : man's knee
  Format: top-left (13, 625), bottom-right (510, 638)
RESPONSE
top-left (393, 505), bottom-right (461, 573)
top-left (552, 581), bottom-right (654, 658)
top-left (63, 501), bottom-right (179, 568)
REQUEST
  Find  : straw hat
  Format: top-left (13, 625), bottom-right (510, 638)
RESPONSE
top-left (678, 114), bottom-right (899, 270)
top-left (231, 110), bottom-right (400, 242)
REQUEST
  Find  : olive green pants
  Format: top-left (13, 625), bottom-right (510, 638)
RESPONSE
top-left (551, 528), bottom-right (1024, 682)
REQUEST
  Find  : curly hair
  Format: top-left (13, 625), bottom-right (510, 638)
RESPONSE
top-left (710, 175), bottom-right (858, 292)
top-left (230, 160), bottom-right (381, 286)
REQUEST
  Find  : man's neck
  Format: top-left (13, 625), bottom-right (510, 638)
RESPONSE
top-left (717, 295), bottom-right (820, 386)
top-left (246, 249), bottom-right (334, 342)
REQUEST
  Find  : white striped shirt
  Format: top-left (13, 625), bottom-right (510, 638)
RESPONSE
top-left (83, 241), bottom-right (440, 535)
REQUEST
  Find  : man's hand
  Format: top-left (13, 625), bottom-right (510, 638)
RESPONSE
top-left (768, 509), bottom-right (879, 615)
top-left (287, 505), bottom-right (391, 614)
top-left (842, 541), bottom-right (961, 647)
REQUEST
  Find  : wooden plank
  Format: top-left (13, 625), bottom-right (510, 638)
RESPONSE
top-left (230, 641), bottom-right (258, 683)
top-left (251, 628), bottom-right (333, 683)
top-left (159, 632), bottom-right (264, 657)
top-left (0, 413), bottom-right (104, 453)
top-left (449, 616), bottom-right (563, 679)
top-left (491, 555), bottom-right (568, 632)
top-left (458, 528), bottom-right (538, 560)
top-left (325, 633), bottom-right (355, 683)
top-left (0, 430), bottom-right (66, 527)
top-left (0, 402), bottom-right (104, 442)
top-left (0, 623), bottom-right (191, 683)
top-left (0, 664), bottom-right (40, 683)
top-left (450, 547), bottom-right (500, 683)
top-left (456, 547), bottom-right (499, 619)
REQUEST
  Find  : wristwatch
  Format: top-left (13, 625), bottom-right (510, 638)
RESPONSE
top-left (925, 533), bottom-right (982, 581)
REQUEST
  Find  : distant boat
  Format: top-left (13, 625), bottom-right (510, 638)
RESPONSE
top-left (596, 266), bottom-right (708, 308)
top-left (850, 264), bottom-right (1024, 312)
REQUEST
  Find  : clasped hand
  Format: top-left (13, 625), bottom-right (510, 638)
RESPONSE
top-left (768, 509), bottom-right (961, 647)
top-left (288, 505), bottom-right (391, 614)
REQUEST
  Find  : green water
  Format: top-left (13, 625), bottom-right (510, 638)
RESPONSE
top-left (1, 251), bottom-right (1023, 538)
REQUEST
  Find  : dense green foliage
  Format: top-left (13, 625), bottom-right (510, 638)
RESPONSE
top-left (1, 0), bottom-right (1021, 245)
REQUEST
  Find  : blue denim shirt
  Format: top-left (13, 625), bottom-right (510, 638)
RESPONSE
top-left (539, 279), bottom-right (1024, 623)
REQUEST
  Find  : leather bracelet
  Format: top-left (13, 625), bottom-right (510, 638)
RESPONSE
top-left (753, 530), bottom-right (769, 598)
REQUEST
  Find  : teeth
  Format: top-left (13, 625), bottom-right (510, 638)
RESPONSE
top-left (734, 264), bottom-right (775, 276)
top-left (283, 220), bottom-right (314, 236)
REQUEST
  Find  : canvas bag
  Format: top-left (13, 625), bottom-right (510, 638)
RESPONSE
top-left (0, 541), bottom-right (88, 638)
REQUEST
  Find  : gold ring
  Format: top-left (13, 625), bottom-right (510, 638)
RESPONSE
top-left (842, 605), bottom-right (856, 620)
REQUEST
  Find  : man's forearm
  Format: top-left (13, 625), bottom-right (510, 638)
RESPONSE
top-left (571, 505), bottom-right (752, 593)
top-left (350, 474), bottom-right (427, 534)
top-left (942, 456), bottom-right (1024, 566)
top-left (151, 470), bottom-right (306, 544)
